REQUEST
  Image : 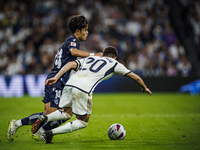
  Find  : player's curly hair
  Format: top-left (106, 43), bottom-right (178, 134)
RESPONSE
top-left (68, 15), bottom-right (88, 34)
top-left (103, 46), bottom-right (118, 58)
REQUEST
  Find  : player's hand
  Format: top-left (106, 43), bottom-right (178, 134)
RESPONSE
top-left (95, 52), bottom-right (103, 57)
top-left (142, 87), bottom-right (152, 95)
top-left (45, 77), bottom-right (58, 86)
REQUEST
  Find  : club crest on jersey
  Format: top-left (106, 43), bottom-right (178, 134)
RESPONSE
top-left (71, 42), bottom-right (76, 46)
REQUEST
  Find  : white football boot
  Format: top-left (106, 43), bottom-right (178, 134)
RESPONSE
top-left (7, 120), bottom-right (18, 141)
top-left (32, 128), bottom-right (45, 141)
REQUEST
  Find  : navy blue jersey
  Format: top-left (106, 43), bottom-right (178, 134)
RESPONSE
top-left (47, 34), bottom-right (80, 84)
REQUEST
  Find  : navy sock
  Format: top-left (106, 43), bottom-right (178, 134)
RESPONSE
top-left (21, 112), bottom-right (44, 125)
top-left (42, 120), bottom-right (66, 130)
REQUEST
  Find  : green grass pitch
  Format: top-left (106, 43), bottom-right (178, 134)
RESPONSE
top-left (0, 93), bottom-right (200, 150)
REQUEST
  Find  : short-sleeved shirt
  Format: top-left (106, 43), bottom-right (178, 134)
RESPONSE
top-left (65, 56), bottom-right (131, 94)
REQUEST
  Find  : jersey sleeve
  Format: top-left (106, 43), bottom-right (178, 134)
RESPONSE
top-left (74, 58), bottom-right (86, 71)
top-left (68, 39), bottom-right (79, 51)
top-left (114, 62), bottom-right (131, 76)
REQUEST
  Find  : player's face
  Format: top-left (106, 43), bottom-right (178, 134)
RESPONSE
top-left (78, 25), bottom-right (88, 41)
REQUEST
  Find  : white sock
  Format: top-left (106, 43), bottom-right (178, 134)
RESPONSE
top-left (52, 119), bottom-right (87, 135)
top-left (16, 120), bottom-right (22, 127)
top-left (47, 110), bottom-right (71, 122)
top-left (38, 127), bottom-right (45, 134)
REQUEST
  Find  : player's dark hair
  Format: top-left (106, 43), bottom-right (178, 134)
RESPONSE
top-left (103, 46), bottom-right (118, 58)
top-left (68, 15), bottom-right (88, 34)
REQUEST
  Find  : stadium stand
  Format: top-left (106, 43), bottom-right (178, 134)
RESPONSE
top-left (0, 0), bottom-right (199, 77)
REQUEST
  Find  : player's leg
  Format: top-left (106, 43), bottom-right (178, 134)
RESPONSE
top-left (7, 105), bottom-right (55, 141)
top-left (44, 114), bottom-right (90, 143)
top-left (51, 114), bottom-right (90, 135)
top-left (31, 102), bottom-right (57, 141)
top-left (44, 102), bottom-right (57, 115)
top-left (40, 86), bottom-right (74, 132)
top-left (7, 112), bottom-right (44, 141)
top-left (42, 102), bottom-right (69, 131)
top-left (7, 82), bottom-right (56, 141)
top-left (40, 81), bottom-right (67, 127)
top-left (32, 82), bottom-right (66, 140)
top-left (32, 87), bottom-right (73, 139)
top-left (32, 107), bottom-right (73, 133)
top-left (43, 88), bottom-right (93, 143)
top-left (32, 108), bottom-right (73, 141)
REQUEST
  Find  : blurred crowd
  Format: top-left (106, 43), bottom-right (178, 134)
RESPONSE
top-left (0, 0), bottom-right (199, 77)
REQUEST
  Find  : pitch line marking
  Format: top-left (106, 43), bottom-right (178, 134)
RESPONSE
top-left (92, 114), bottom-right (200, 117)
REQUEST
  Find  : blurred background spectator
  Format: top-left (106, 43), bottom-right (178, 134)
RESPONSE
top-left (0, 0), bottom-right (199, 77)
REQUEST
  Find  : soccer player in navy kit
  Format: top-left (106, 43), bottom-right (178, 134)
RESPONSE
top-left (7, 15), bottom-right (102, 141)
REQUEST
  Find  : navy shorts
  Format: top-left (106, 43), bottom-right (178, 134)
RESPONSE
top-left (42, 80), bottom-right (65, 108)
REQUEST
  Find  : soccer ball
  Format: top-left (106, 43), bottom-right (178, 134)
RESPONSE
top-left (107, 123), bottom-right (126, 140)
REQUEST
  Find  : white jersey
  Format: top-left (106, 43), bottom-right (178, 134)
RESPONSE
top-left (66, 56), bottom-right (131, 94)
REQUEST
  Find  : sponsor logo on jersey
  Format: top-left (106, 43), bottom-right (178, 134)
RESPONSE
top-left (71, 42), bottom-right (76, 46)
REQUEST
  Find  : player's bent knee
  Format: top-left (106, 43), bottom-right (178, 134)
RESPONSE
top-left (71, 119), bottom-right (88, 132)
top-left (45, 108), bottom-right (57, 115)
top-left (44, 103), bottom-right (57, 115)
top-left (58, 109), bottom-right (72, 120)
top-left (64, 107), bottom-right (73, 117)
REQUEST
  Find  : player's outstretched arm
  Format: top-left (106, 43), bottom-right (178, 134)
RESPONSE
top-left (70, 48), bottom-right (102, 57)
top-left (126, 72), bottom-right (152, 95)
top-left (45, 61), bottom-right (77, 86)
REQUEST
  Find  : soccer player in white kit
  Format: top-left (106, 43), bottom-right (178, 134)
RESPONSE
top-left (32, 46), bottom-right (152, 143)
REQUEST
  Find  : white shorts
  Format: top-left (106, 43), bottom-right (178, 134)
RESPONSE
top-left (59, 86), bottom-right (93, 115)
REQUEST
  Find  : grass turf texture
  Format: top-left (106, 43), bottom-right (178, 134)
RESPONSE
top-left (0, 93), bottom-right (200, 150)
